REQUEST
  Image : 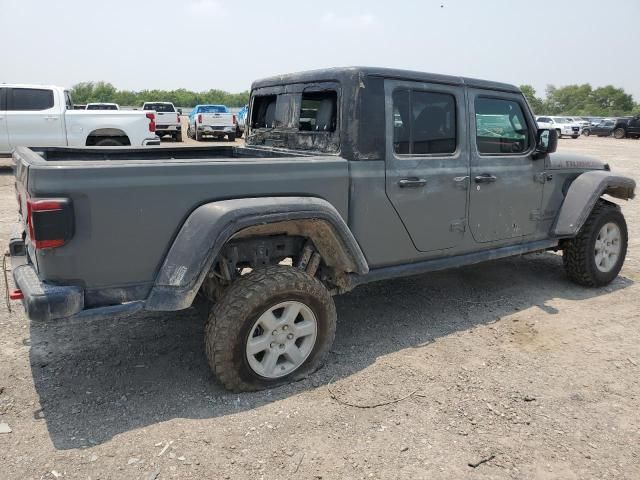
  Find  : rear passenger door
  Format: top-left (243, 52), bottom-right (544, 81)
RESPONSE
top-left (467, 90), bottom-right (544, 243)
top-left (6, 87), bottom-right (66, 148)
top-left (0, 88), bottom-right (9, 153)
top-left (384, 80), bottom-right (469, 252)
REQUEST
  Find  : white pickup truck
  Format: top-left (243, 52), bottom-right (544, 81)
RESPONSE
top-left (0, 85), bottom-right (159, 154)
top-left (142, 102), bottom-right (182, 142)
top-left (187, 104), bottom-right (237, 141)
top-left (535, 116), bottom-right (581, 139)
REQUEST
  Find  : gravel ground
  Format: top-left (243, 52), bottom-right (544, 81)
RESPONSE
top-left (0, 136), bottom-right (639, 479)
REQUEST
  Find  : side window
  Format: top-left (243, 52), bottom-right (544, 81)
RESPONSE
top-left (393, 89), bottom-right (457, 155)
top-left (8, 88), bottom-right (55, 111)
top-left (475, 97), bottom-right (530, 155)
top-left (251, 95), bottom-right (277, 128)
top-left (298, 91), bottom-right (337, 132)
top-left (0, 88), bottom-right (6, 110)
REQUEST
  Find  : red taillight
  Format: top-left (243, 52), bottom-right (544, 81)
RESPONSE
top-left (9, 289), bottom-right (24, 300)
top-left (146, 112), bottom-right (156, 132)
top-left (232, 114), bottom-right (237, 125)
top-left (197, 113), bottom-right (202, 124)
top-left (26, 198), bottom-right (73, 250)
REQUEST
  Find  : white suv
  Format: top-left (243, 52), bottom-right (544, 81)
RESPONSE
top-left (536, 116), bottom-right (581, 139)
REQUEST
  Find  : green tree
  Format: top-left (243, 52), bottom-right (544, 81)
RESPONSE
top-left (519, 84), bottom-right (544, 114)
top-left (70, 82), bottom-right (249, 108)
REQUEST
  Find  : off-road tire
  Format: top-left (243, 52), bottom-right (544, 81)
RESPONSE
top-left (227, 133), bottom-right (236, 142)
top-left (205, 265), bottom-right (336, 392)
top-left (175, 131), bottom-right (183, 142)
top-left (563, 200), bottom-right (628, 287)
top-left (613, 127), bottom-right (626, 139)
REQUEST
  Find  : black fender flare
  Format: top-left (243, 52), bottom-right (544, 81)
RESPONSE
top-left (145, 197), bottom-right (368, 311)
top-left (552, 171), bottom-right (635, 237)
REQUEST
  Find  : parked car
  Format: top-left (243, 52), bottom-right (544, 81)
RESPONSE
top-left (536, 116), bottom-right (581, 138)
top-left (187, 104), bottom-right (236, 141)
top-left (142, 102), bottom-right (182, 142)
top-left (236, 105), bottom-right (248, 138)
top-left (85, 103), bottom-right (119, 110)
top-left (582, 120), bottom-right (615, 137)
top-left (611, 116), bottom-right (640, 139)
top-left (9, 67), bottom-right (635, 393)
top-left (0, 84), bottom-right (159, 153)
top-left (563, 116), bottom-right (590, 129)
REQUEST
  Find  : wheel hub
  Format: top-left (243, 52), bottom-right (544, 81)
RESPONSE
top-left (594, 222), bottom-right (621, 273)
top-left (245, 301), bottom-right (318, 379)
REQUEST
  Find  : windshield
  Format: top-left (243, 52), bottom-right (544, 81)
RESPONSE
top-left (143, 103), bottom-right (175, 112)
top-left (197, 105), bottom-right (228, 113)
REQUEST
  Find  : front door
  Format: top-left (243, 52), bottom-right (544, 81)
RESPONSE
top-left (6, 87), bottom-right (65, 149)
top-left (467, 89), bottom-right (544, 243)
top-left (385, 80), bottom-right (469, 252)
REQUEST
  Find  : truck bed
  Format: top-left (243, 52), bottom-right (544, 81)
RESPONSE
top-left (14, 146), bottom-right (349, 306)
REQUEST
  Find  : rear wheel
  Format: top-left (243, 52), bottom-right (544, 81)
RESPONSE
top-left (205, 265), bottom-right (336, 392)
top-left (583, 129), bottom-right (591, 136)
top-left (195, 126), bottom-right (200, 141)
top-left (175, 131), bottom-right (183, 142)
top-left (227, 133), bottom-right (236, 142)
top-left (563, 201), bottom-right (628, 287)
top-left (572, 135), bottom-right (579, 139)
top-left (613, 128), bottom-right (626, 139)
top-left (95, 138), bottom-right (123, 146)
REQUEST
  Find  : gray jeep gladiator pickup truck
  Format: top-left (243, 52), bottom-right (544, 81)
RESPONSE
top-left (8, 67), bottom-right (636, 392)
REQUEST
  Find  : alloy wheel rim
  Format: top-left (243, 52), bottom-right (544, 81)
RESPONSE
top-left (245, 301), bottom-right (317, 379)
top-left (594, 222), bottom-right (621, 273)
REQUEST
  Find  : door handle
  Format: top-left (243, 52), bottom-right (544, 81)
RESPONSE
top-left (45, 116), bottom-right (59, 121)
top-left (474, 174), bottom-right (497, 184)
top-left (398, 178), bottom-right (427, 188)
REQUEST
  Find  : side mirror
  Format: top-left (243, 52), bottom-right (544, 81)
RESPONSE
top-left (533, 128), bottom-right (557, 159)
top-left (177, 108), bottom-right (182, 115)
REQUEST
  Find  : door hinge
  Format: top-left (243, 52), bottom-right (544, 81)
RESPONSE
top-left (534, 172), bottom-right (553, 184)
top-left (450, 219), bottom-right (466, 232)
top-left (530, 210), bottom-right (542, 221)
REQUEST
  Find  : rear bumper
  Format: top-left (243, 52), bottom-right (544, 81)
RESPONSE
top-left (9, 234), bottom-right (143, 322)
top-left (156, 125), bottom-right (181, 133)
top-left (143, 137), bottom-right (161, 146)
top-left (12, 262), bottom-right (84, 322)
top-left (198, 125), bottom-right (235, 134)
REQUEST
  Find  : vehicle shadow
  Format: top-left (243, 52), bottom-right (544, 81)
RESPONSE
top-left (29, 251), bottom-right (633, 449)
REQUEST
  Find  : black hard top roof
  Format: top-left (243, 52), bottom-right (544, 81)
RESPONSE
top-left (251, 66), bottom-right (520, 93)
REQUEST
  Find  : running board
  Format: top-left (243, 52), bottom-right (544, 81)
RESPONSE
top-left (347, 239), bottom-right (559, 288)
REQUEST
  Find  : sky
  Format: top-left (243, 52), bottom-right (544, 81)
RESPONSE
top-left (1, 0), bottom-right (639, 100)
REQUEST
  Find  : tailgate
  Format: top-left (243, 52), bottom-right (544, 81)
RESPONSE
top-left (156, 111), bottom-right (179, 125)
top-left (202, 112), bottom-right (234, 126)
top-left (12, 148), bottom-right (31, 229)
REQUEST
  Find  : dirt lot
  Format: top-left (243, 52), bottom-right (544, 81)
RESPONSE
top-left (0, 137), bottom-right (639, 480)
